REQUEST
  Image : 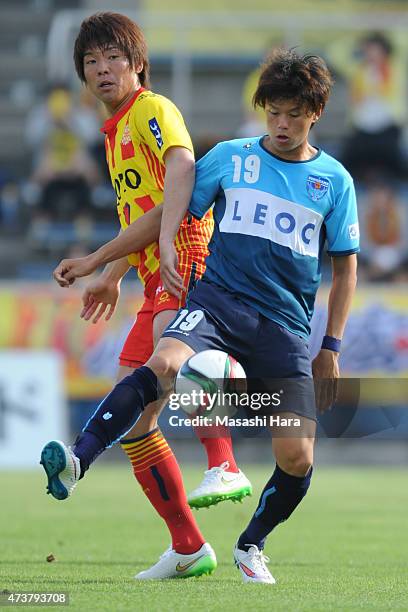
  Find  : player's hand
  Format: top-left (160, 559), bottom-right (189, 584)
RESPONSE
top-left (80, 277), bottom-right (120, 324)
top-left (53, 254), bottom-right (99, 287)
top-left (312, 349), bottom-right (340, 414)
top-left (159, 241), bottom-right (184, 298)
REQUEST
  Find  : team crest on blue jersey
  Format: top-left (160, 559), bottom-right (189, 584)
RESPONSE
top-left (306, 175), bottom-right (329, 201)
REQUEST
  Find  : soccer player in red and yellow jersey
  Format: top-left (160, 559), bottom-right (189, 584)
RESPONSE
top-left (42, 13), bottom-right (250, 579)
top-left (100, 87), bottom-right (214, 362)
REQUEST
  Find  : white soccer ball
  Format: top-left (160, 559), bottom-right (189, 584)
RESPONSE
top-left (174, 349), bottom-right (246, 418)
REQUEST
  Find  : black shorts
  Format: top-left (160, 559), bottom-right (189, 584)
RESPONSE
top-left (162, 280), bottom-right (316, 421)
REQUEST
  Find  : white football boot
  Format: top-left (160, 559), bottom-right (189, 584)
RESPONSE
top-left (233, 544), bottom-right (276, 584)
top-left (134, 542), bottom-right (217, 580)
top-left (188, 462), bottom-right (252, 508)
top-left (40, 440), bottom-right (80, 500)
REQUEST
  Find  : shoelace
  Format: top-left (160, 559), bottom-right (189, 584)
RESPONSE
top-left (202, 466), bottom-right (225, 483)
top-left (200, 461), bottom-right (232, 485)
top-left (67, 447), bottom-right (80, 487)
top-left (247, 546), bottom-right (270, 574)
top-left (67, 447), bottom-right (76, 480)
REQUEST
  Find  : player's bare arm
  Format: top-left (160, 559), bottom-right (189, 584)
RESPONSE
top-left (53, 204), bottom-right (163, 287)
top-left (312, 254), bottom-right (358, 411)
top-left (80, 257), bottom-right (130, 324)
top-left (159, 146), bottom-right (195, 297)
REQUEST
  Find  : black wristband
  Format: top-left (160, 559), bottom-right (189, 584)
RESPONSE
top-left (321, 335), bottom-right (341, 352)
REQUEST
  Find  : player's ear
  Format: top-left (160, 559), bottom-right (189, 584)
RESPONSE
top-left (312, 106), bottom-right (323, 123)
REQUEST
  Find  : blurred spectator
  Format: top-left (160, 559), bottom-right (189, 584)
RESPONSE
top-left (329, 32), bottom-right (407, 181)
top-left (236, 64), bottom-right (266, 137)
top-left (195, 135), bottom-right (224, 161)
top-left (0, 164), bottom-right (22, 233)
top-left (365, 184), bottom-right (405, 281)
top-left (236, 42), bottom-right (284, 138)
top-left (78, 87), bottom-right (111, 184)
top-left (24, 83), bottom-right (101, 221)
top-left (0, 181), bottom-right (21, 232)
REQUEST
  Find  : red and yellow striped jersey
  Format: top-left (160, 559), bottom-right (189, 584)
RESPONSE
top-left (101, 88), bottom-right (213, 287)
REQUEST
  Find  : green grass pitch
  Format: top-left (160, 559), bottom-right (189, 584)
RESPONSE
top-left (1, 465), bottom-right (408, 610)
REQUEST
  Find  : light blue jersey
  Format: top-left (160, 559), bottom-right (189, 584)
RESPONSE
top-left (189, 137), bottom-right (360, 338)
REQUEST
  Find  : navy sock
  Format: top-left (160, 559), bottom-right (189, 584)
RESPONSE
top-left (237, 463), bottom-right (313, 551)
top-left (73, 366), bottom-right (160, 476)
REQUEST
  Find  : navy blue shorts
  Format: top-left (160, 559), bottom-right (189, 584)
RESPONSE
top-left (162, 280), bottom-right (316, 421)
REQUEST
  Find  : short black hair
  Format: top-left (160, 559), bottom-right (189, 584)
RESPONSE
top-left (74, 12), bottom-right (150, 88)
top-left (253, 48), bottom-right (333, 115)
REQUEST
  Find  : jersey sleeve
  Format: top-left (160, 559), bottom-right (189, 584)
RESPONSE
top-left (325, 176), bottom-right (360, 256)
top-left (133, 93), bottom-right (193, 162)
top-left (189, 144), bottom-right (222, 219)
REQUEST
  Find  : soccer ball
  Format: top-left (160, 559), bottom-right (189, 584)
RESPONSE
top-left (174, 350), bottom-right (246, 418)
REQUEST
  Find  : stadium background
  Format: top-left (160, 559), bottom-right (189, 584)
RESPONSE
top-left (1, 1), bottom-right (408, 609)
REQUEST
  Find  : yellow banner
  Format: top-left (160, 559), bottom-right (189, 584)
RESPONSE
top-left (0, 282), bottom-right (144, 398)
top-left (1, 283), bottom-right (407, 397)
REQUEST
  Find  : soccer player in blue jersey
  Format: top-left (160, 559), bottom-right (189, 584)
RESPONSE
top-left (43, 49), bottom-right (358, 582)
